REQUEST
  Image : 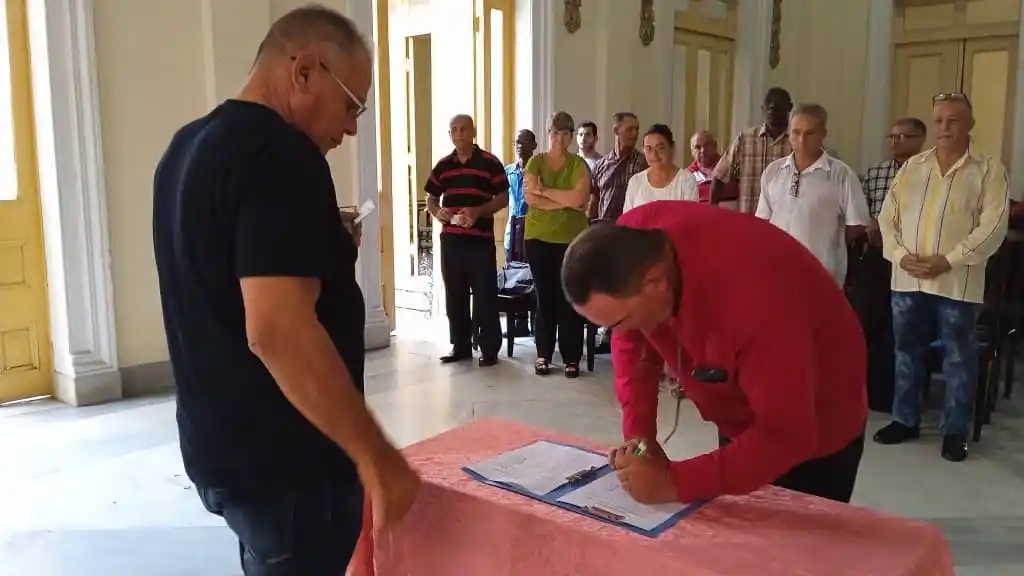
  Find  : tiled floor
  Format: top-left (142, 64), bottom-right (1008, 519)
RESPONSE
top-left (2, 320), bottom-right (1023, 575)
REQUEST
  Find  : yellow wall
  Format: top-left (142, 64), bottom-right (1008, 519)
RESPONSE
top-left (92, 0), bottom-right (359, 367)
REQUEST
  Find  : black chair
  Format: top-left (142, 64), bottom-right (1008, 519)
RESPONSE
top-left (497, 216), bottom-right (536, 358)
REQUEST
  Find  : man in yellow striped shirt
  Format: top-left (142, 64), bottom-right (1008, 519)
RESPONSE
top-left (873, 93), bottom-right (1009, 462)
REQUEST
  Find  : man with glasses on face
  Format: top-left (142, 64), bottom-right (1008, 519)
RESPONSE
top-left (755, 103), bottom-right (871, 286)
top-left (153, 7), bottom-right (420, 575)
top-left (856, 118), bottom-right (926, 411)
top-left (874, 93), bottom-right (1009, 462)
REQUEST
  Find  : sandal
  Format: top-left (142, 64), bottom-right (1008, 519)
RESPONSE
top-left (564, 362), bottom-right (580, 379)
top-left (534, 358), bottom-right (551, 376)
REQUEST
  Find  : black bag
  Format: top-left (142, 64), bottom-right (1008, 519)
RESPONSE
top-left (497, 261), bottom-right (534, 296)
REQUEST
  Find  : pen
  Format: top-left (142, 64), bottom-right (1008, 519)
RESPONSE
top-left (633, 439), bottom-right (647, 457)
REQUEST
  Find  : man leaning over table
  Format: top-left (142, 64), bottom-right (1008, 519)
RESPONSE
top-left (561, 201), bottom-right (868, 505)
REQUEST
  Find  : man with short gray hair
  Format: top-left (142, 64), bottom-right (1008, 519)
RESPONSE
top-left (153, 6), bottom-right (419, 574)
top-left (756, 103), bottom-right (871, 285)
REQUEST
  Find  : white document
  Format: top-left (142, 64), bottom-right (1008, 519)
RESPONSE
top-left (557, 472), bottom-right (686, 531)
top-left (354, 199), bottom-right (376, 224)
top-left (466, 440), bottom-right (608, 496)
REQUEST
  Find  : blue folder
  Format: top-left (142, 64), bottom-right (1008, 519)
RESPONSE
top-left (461, 440), bottom-right (708, 538)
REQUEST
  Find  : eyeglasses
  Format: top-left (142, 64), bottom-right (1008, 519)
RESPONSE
top-left (291, 56), bottom-right (368, 118)
top-left (887, 133), bottom-right (924, 142)
top-left (933, 92), bottom-right (972, 110)
top-left (789, 170), bottom-right (801, 198)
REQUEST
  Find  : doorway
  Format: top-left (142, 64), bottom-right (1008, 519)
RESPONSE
top-left (392, 33), bottom-right (434, 317)
top-left (0, 0), bottom-right (53, 403)
top-left (669, 2), bottom-right (737, 165)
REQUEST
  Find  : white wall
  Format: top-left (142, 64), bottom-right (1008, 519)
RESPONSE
top-left (546, 0), bottom-right (877, 168)
top-left (92, 0), bottom-right (367, 368)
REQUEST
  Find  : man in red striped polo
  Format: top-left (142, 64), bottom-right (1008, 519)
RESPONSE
top-left (425, 114), bottom-right (510, 366)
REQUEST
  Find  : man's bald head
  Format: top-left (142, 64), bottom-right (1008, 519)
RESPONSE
top-left (690, 130), bottom-right (719, 168)
top-left (255, 4), bottom-right (370, 62)
top-left (449, 114), bottom-right (476, 152)
top-left (239, 5), bottom-right (373, 155)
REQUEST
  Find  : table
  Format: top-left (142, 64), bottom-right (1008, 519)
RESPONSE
top-left (347, 418), bottom-right (954, 576)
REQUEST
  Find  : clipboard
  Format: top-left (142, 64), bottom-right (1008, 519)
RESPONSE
top-left (461, 440), bottom-right (707, 538)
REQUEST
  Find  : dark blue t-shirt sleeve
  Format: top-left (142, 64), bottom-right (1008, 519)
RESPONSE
top-left (235, 143), bottom-right (334, 280)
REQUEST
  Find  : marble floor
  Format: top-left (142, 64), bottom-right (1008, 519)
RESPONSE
top-left (2, 318), bottom-right (1023, 575)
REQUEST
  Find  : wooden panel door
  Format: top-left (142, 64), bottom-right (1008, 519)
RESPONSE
top-left (0, 0), bottom-right (53, 402)
top-left (672, 30), bottom-right (735, 165)
top-left (474, 0), bottom-right (514, 264)
top-left (961, 35), bottom-right (1017, 165)
top-left (892, 40), bottom-right (963, 150)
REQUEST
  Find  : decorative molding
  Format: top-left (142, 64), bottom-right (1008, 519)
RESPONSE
top-left (27, 0), bottom-right (121, 406)
top-left (769, 0), bottom-right (782, 69)
top-left (564, 0), bottom-right (581, 34)
top-left (639, 0), bottom-right (655, 46)
top-left (347, 0), bottom-right (391, 350)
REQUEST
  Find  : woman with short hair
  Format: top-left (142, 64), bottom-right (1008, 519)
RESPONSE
top-left (523, 111), bottom-right (591, 378)
top-left (623, 124), bottom-right (699, 213)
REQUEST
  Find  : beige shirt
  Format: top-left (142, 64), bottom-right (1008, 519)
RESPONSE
top-left (878, 147), bottom-right (1009, 304)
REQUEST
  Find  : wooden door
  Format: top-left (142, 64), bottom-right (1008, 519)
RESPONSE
top-left (892, 41), bottom-right (963, 150)
top-left (0, 0), bottom-right (53, 402)
top-left (474, 0), bottom-right (514, 265)
top-left (961, 35), bottom-right (1017, 164)
top-left (671, 30), bottom-right (735, 165)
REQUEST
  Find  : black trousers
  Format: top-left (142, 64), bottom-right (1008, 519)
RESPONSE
top-left (850, 245), bottom-right (896, 412)
top-left (719, 433), bottom-right (865, 503)
top-left (526, 239), bottom-right (584, 363)
top-left (440, 235), bottom-right (499, 357)
top-left (198, 478), bottom-right (363, 575)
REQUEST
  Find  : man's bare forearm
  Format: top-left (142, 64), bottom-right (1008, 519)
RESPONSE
top-left (478, 192), bottom-right (509, 216)
top-left (250, 318), bottom-right (391, 470)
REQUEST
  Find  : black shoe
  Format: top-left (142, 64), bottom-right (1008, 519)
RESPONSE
top-left (872, 421), bottom-right (920, 445)
top-left (941, 434), bottom-right (968, 462)
top-left (440, 349), bottom-right (472, 364)
top-left (564, 362), bottom-right (580, 379)
top-left (478, 356), bottom-right (498, 367)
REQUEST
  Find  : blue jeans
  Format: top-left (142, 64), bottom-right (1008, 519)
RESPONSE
top-left (198, 478), bottom-right (363, 575)
top-left (891, 291), bottom-right (978, 436)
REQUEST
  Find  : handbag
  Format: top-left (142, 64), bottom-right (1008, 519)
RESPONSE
top-left (496, 261), bottom-right (534, 296)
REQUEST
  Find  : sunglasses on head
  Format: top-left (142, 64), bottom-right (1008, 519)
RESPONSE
top-left (933, 92), bottom-right (972, 110)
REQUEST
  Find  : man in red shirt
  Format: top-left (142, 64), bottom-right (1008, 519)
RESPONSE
top-left (686, 130), bottom-right (739, 208)
top-left (561, 201), bottom-right (867, 504)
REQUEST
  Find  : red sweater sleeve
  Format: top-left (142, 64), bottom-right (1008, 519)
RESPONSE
top-left (668, 314), bottom-right (819, 503)
top-left (612, 329), bottom-right (664, 440)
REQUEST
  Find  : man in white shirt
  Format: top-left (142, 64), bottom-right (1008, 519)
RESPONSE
top-left (756, 103), bottom-right (871, 286)
top-left (873, 93), bottom-right (1009, 462)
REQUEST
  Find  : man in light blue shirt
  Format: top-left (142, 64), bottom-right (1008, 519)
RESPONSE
top-left (504, 129), bottom-right (537, 261)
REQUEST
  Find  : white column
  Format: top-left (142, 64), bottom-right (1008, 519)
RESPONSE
top-left (860, 0), bottom-right (894, 173)
top-left (530, 0), bottom-right (556, 135)
top-left (732, 0), bottom-right (772, 136)
top-left (1010, 0), bottom-right (1024, 197)
top-left (27, 0), bottom-right (121, 406)
top-left (348, 0), bottom-right (391, 349)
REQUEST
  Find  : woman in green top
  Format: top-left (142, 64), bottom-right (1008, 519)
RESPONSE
top-left (523, 111), bottom-right (591, 378)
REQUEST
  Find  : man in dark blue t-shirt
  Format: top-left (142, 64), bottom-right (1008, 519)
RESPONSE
top-left (152, 7), bottom-right (418, 575)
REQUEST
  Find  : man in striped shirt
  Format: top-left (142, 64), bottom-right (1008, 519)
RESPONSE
top-left (425, 114), bottom-right (510, 366)
top-left (588, 112), bottom-right (647, 222)
top-left (873, 94), bottom-right (1009, 462)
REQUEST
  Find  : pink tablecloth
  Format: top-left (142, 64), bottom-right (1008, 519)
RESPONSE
top-left (348, 418), bottom-right (954, 576)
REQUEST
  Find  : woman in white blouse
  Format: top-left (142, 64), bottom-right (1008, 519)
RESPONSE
top-left (623, 124), bottom-right (699, 212)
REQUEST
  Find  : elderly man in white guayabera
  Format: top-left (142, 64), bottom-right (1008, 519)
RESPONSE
top-left (755, 103), bottom-right (872, 286)
top-left (872, 93), bottom-right (1009, 464)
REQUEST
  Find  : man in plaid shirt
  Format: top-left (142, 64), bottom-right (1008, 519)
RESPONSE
top-left (856, 117), bottom-right (926, 412)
